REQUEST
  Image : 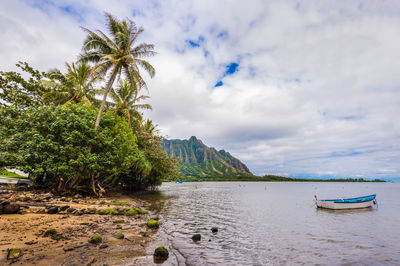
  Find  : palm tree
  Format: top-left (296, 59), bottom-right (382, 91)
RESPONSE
top-left (79, 12), bottom-right (156, 129)
top-left (142, 119), bottom-right (160, 135)
top-left (43, 62), bottom-right (101, 106)
top-left (108, 79), bottom-right (152, 126)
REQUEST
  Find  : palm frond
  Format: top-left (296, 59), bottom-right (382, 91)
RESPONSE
top-left (135, 59), bottom-right (155, 78)
top-left (131, 43), bottom-right (156, 58)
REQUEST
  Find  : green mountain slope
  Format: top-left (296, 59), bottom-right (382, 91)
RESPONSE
top-left (162, 136), bottom-right (253, 179)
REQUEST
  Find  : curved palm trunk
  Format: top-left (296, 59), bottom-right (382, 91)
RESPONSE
top-left (94, 66), bottom-right (119, 129)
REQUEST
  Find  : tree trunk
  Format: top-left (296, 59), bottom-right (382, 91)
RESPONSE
top-left (94, 66), bottom-right (119, 129)
top-left (91, 174), bottom-right (98, 196)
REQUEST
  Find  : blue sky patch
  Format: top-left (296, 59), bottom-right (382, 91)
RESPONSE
top-left (186, 40), bottom-right (200, 47)
top-left (215, 81), bottom-right (224, 87)
top-left (186, 35), bottom-right (205, 48)
top-left (225, 62), bottom-right (239, 75)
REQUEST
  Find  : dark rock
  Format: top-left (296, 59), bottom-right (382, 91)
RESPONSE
top-left (2, 202), bottom-right (20, 214)
top-left (192, 234), bottom-right (201, 241)
top-left (60, 205), bottom-right (70, 211)
top-left (63, 247), bottom-right (75, 252)
top-left (211, 227), bottom-right (218, 233)
top-left (99, 244), bottom-right (108, 249)
top-left (24, 241), bottom-right (37, 245)
top-left (47, 206), bottom-right (59, 214)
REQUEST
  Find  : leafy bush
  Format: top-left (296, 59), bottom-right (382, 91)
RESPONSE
top-left (0, 103), bottom-right (147, 195)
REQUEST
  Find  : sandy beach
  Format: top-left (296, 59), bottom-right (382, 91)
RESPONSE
top-left (0, 190), bottom-right (157, 265)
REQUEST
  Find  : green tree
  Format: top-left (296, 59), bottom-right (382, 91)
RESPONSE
top-left (79, 12), bottom-right (156, 129)
top-left (0, 103), bottom-right (146, 195)
top-left (0, 62), bottom-right (47, 109)
top-left (108, 79), bottom-right (152, 126)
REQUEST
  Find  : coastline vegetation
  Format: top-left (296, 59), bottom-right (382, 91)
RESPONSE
top-left (0, 13), bottom-right (179, 195)
top-left (172, 174), bottom-right (386, 182)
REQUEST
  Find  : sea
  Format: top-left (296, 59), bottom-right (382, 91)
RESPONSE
top-left (138, 182), bottom-right (400, 265)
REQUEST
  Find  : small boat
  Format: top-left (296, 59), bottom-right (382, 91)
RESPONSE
top-left (175, 180), bottom-right (183, 184)
top-left (315, 194), bottom-right (377, 210)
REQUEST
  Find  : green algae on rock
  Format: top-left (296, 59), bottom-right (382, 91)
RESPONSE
top-left (7, 248), bottom-right (22, 260)
top-left (114, 232), bottom-right (124, 239)
top-left (147, 219), bottom-right (159, 229)
top-left (192, 234), bottom-right (201, 241)
top-left (88, 235), bottom-right (102, 244)
top-left (154, 246), bottom-right (169, 258)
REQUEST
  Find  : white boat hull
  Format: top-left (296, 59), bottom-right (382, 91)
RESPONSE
top-left (315, 200), bottom-right (374, 210)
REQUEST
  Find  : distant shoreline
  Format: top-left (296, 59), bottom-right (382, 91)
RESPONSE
top-left (167, 175), bottom-right (387, 182)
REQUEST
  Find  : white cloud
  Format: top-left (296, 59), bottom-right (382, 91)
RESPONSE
top-left (1, 0), bottom-right (400, 180)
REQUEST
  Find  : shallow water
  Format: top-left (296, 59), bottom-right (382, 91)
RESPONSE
top-left (141, 182), bottom-right (400, 265)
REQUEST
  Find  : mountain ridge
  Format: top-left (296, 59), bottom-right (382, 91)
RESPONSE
top-left (162, 136), bottom-right (253, 179)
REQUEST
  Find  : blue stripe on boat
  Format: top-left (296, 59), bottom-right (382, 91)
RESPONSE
top-left (321, 194), bottom-right (376, 203)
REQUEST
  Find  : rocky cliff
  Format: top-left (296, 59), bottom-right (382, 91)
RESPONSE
top-left (162, 136), bottom-right (253, 178)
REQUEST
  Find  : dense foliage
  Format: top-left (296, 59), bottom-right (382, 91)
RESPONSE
top-left (1, 104), bottom-right (142, 195)
top-left (0, 13), bottom-right (179, 194)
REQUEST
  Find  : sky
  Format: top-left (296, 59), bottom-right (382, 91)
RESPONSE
top-left (1, 0), bottom-right (400, 180)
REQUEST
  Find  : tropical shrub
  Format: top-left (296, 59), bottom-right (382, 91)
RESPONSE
top-left (0, 103), bottom-right (146, 195)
